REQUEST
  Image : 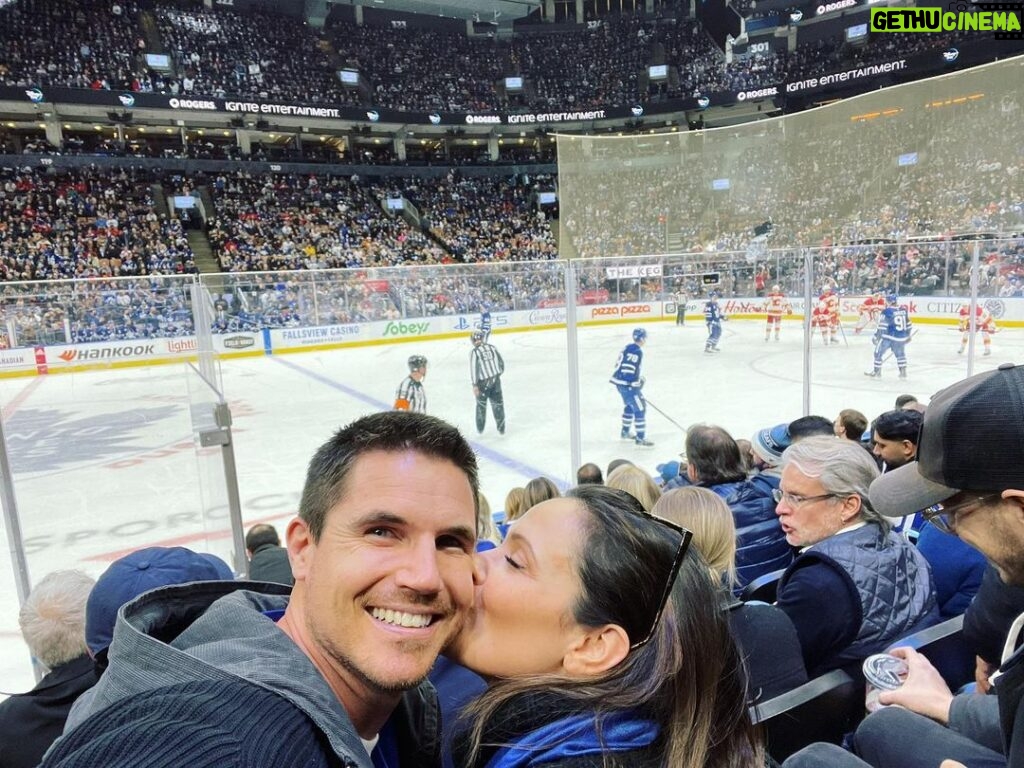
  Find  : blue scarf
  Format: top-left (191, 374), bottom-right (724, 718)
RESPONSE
top-left (485, 711), bottom-right (659, 767)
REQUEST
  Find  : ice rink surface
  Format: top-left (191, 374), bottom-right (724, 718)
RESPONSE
top-left (0, 317), bottom-right (1018, 694)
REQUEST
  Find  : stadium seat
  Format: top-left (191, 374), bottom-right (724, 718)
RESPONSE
top-left (740, 568), bottom-right (786, 604)
top-left (885, 614), bottom-right (974, 692)
top-left (749, 669), bottom-right (863, 763)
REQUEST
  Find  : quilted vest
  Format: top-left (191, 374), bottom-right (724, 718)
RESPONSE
top-left (807, 523), bottom-right (938, 664)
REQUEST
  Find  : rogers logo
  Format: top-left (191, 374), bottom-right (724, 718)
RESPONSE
top-left (58, 350), bottom-right (75, 362)
top-left (465, 114), bottom-right (501, 125)
top-left (621, 304), bottom-right (651, 316)
top-left (591, 306), bottom-right (619, 318)
top-left (737, 87), bottom-right (778, 102)
top-left (816, 0), bottom-right (856, 13)
top-left (169, 97), bottom-right (217, 110)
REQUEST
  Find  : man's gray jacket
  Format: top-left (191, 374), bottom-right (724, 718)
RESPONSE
top-left (51, 581), bottom-right (441, 768)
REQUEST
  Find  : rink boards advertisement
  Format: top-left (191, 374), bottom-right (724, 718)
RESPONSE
top-left (1, 296), bottom-right (1020, 377)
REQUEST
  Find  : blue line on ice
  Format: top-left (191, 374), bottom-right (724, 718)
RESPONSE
top-left (272, 356), bottom-right (569, 488)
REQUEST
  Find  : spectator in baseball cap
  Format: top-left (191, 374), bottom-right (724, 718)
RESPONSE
top-left (85, 546), bottom-right (234, 657)
top-left (871, 362), bottom-right (1024, 553)
top-left (59, 547), bottom-right (235, 736)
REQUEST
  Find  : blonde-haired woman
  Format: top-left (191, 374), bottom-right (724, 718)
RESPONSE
top-left (653, 486), bottom-right (807, 701)
top-left (606, 464), bottom-right (662, 511)
top-left (503, 487), bottom-right (527, 523)
top-left (496, 486), bottom-right (529, 540)
top-left (476, 491), bottom-right (502, 549)
top-left (521, 476), bottom-right (560, 511)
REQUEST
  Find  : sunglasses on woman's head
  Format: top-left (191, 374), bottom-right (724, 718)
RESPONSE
top-left (630, 511), bottom-right (693, 650)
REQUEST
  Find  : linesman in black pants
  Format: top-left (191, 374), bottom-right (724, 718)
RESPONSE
top-left (469, 331), bottom-right (505, 434)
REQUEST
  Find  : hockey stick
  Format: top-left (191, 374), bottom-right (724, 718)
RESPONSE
top-left (836, 319), bottom-right (849, 347)
top-left (879, 329), bottom-right (919, 364)
top-left (645, 397), bottom-right (688, 434)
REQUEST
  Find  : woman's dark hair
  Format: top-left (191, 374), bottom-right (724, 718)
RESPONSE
top-left (460, 485), bottom-right (761, 767)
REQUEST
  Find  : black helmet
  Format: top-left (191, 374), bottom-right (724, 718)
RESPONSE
top-left (408, 355), bottom-right (427, 371)
top-left (471, 331), bottom-right (484, 344)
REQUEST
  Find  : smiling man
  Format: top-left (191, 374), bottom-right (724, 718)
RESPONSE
top-left (43, 412), bottom-right (480, 768)
top-left (773, 435), bottom-right (937, 678)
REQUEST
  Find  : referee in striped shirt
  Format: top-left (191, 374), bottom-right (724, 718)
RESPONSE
top-left (394, 355), bottom-right (427, 414)
top-left (469, 331), bottom-right (505, 434)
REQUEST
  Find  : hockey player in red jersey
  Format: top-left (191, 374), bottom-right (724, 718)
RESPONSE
top-left (810, 300), bottom-right (830, 344)
top-left (819, 286), bottom-right (841, 345)
top-left (958, 304), bottom-right (996, 356)
top-left (762, 284), bottom-right (793, 342)
top-left (854, 293), bottom-right (884, 334)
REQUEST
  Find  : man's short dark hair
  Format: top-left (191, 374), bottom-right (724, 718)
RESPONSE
top-left (576, 462), bottom-right (603, 485)
top-left (872, 409), bottom-right (924, 444)
top-left (245, 523), bottom-right (280, 552)
top-left (299, 412), bottom-right (479, 542)
top-left (788, 415), bottom-right (834, 441)
top-left (685, 424), bottom-right (746, 485)
top-left (895, 394), bottom-right (919, 409)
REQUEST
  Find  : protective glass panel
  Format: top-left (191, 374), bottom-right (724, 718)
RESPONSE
top-left (183, 360), bottom-right (240, 573)
top-left (0, 275), bottom-right (243, 689)
top-left (565, 57), bottom-right (1024, 254)
top-left (213, 263), bottom-right (574, 539)
top-left (963, 239), bottom-right (1024, 374)
top-left (559, 57), bottom-right (1024, 463)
